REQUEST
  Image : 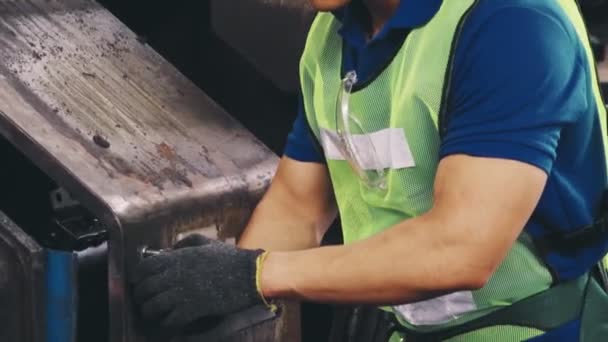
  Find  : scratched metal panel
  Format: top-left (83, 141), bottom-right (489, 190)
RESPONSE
top-left (0, 1), bottom-right (279, 341)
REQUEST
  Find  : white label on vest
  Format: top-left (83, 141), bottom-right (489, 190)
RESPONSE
top-left (319, 128), bottom-right (415, 170)
top-left (393, 291), bottom-right (477, 326)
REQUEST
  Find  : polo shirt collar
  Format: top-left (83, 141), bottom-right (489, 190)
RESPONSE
top-left (333, 0), bottom-right (443, 47)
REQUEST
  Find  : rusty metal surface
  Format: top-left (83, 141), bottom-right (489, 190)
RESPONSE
top-left (0, 211), bottom-right (46, 342)
top-left (0, 0), bottom-right (279, 341)
top-left (211, 0), bottom-right (315, 93)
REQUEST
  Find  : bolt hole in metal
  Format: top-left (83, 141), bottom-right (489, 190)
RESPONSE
top-left (93, 134), bottom-right (111, 149)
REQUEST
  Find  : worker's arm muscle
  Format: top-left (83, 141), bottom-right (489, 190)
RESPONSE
top-left (261, 155), bottom-right (547, 304)
top-left (238, 156), bottom-right (337, 251)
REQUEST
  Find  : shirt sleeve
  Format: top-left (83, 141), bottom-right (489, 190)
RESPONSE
top-left (439, 5), bottom-right (589, 174)
top-left (283, 96), bottom-right (326, 163)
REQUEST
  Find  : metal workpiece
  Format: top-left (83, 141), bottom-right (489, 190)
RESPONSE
top-left (0, 0), bottom-right (279, 341)
top-left (0, 211), bottom-right (46, 342)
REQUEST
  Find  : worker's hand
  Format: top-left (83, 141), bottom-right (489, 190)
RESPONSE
top-left (131, 234), bottom-right (267, 331)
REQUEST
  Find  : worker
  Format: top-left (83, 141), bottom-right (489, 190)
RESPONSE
top-left (131, 0), bottom-right (608, 340)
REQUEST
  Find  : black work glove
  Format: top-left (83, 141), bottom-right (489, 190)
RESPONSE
top-left (131, 234), bottom-right (267, 331)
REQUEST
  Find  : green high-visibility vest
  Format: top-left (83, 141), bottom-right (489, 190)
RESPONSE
top-left (300, 0), bottom-right (608, 339)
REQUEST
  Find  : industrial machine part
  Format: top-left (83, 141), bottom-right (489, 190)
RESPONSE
top-left (210, 0), bottom-right (315, 93)
top-left (0, 211), bottom-right (46, 342)
top-left (0, 0), bottom-right (294, 341)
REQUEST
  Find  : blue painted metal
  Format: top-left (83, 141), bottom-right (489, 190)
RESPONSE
top-left (45, 250), bottom-right (78, 342)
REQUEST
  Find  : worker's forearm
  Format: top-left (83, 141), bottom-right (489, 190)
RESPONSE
top-left (260, 214), bottom-right (490, 305)
top-left (238, 194), bottom-right (323, 251)
top-left (238, 157), bottom-right (337, 251)
top-left (257, 156), bottom-right (542, 305)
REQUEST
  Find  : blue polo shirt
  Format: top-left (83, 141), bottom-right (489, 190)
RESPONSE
top-left (286, 0), bottom-right (608, 279)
